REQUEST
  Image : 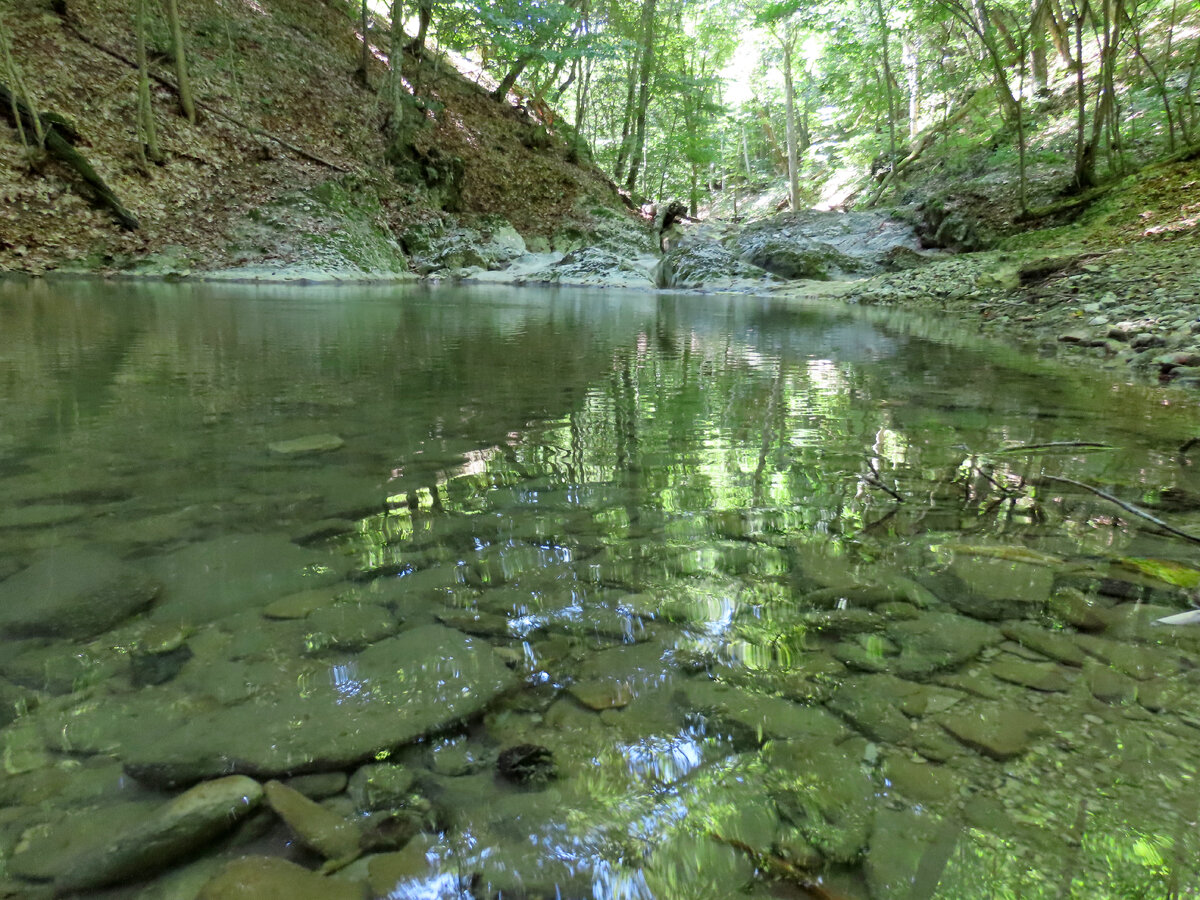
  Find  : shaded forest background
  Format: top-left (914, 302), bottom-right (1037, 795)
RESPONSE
top-left (0, 0), bottom-right (1198, 272)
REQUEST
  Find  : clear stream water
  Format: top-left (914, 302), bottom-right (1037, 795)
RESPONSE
top-left (1, 278), bottom-right (1199, 899)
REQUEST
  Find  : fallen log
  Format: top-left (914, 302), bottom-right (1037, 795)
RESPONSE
top-left (0, 82), bottom-right (139, 230)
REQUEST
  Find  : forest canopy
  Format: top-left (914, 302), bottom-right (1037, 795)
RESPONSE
top-left (387, 0), bottom-right (1200, 213)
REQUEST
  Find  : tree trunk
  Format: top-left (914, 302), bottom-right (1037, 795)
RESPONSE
top-left (781, 25), bottom-right (800, 211)
top-left (414, 0), bottom-right (432, 54)
top-left (903, 35), bottom-right (921, 139)
top-left (354, 0), bottom-right (370, 87)
top-left (872, 0), bottom-right (898, 162)
top-left (1070, 0), bottom-right (1091, 187)
top-left (492, 53), bottom-right (537, 101)
top-left (612, 55), bottom-right (638, 181)
top-left (1030, 0), bottom-right (1049, 89)
top-left (135, 0), bottom-right (162, 163)
top-left (623, 0), bottom-right (657, 195)
top-left (0, 83), bottom-right (139, 228)
top-left (161, 0), bottom-right (195, 124)
top-left (386, 0), bottom-right (408, 152)
top-left (0, 15), bottom-right (44, 147)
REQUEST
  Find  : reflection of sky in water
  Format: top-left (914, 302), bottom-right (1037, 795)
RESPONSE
top-left (329, 661), bottom-right (364, 700)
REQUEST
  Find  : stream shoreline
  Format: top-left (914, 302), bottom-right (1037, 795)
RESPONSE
top-left (9, 232), bottom-right (1200, 393)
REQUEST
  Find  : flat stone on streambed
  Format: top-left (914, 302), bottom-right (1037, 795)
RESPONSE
top-left (1000, 622), bottom-right (1088, 666)
top-left (264, 780), bottom-right (362, 861)
top-left (8, 775), bottom-right (262, 893)
top-left (1075, 634), bottom-right (1182, 679)
top-left (144, 533), bottom-right (345, 625)
top-left (197, 856), bottom-right (366, 900)
top-left (986, 657), bottom-right (1073, 692)
top-left (836, 612), bottom-right (1002, 676)
top-left (764, 738), bottom-right (875, 863)
top-left (0, 547), bottom-right (160, 639)
top-left (106, 625), bottom-right (517, 786)
top-left (268, 434), bottom-right (346, 456)
top-left (676, 679), bottom-right (850, 746)
top-left (937, 703), bottom-right (1047, 760)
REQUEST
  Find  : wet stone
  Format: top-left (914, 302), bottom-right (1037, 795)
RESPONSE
top-left (9, 775), bottom-right (262, 893)
top-left (263, 586), bottom-right (343, 619)
top-left (268, 433), bottom-right (346, 456)
top-left (436, 607), bottom-right (514, 638)
top-left (285, 771), bottom-right (349, 800)
top-left (359, 836), bottom-right (439, 896)
top-left (0, 503), bottom-right (89, 529)
top-left (880, 612), bottom-right (1003, 676)
top-left (937, 703), bottom-right (1046, 760)
top-left (118, 625), bottom-right (519, 786)
top-left (0, 547), bottom-right (160, 640)
top-left (264, 779), bottom-right (362, 861)
top-left (1000, 622), bottom-right (1088, 666)
top-left (348, 763), bottom-right (416, 811)
top-left (300, 603), bottom-right (397, 655)
top-left (826, 676), bottom-right (918, 744)
top-left (676, 678), bottom-right (851, 747)
top-left (1047, 587), bottom-right (1108, 631)
top-left (765, 738), bottom-right (875, 863)
top-left (987, 657), bottom-right (1072, 692)
top-left (950, 556), bottom-right (1054, 605)
top-left (1076, 634), bottom-right (1182, 679)
top-left (145, 533), bottom-right (345, 625)
top-left (0, 638), bottom-right (124, 694)
top-left (569, 679), bottom-right (635, 710)
top-left (1084, 661), bottom-right (1139, 705)
top-left (197, 857), bottom-right (367, 900)
top-left (883, 755), bottom-right (961, 806)
top-left (907, 721), bottom-right (965, 762)
top-left (866, 806), bottom-right (949, 900)
top-left (496, 743), bottom-right (557, 786)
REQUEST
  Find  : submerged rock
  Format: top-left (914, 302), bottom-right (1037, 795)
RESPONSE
top-left (8, 775), bottom-right (262, 893)
top-left (764, 738), bottom-right (876, 863)
top-left (268, 434), bottom-right (346, 456)
top-left (866, 806), bottom-right (953, 900)
top-left (197, 856), bottom-right (367, 900)
top-left (264, 779), bottom-right (362, 861)
top-left (144, 533), bottom-right (345, 624)
top-left (937, 703), bottom-right (1046, 760)
top-left (119, 625), bottom-right (518, 786)
top-left (0, 547), bottom-right (160, 639)
top-left (496, 743), bottom-right (557, 786)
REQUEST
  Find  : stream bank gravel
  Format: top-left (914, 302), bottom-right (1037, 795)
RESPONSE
top-left (785, 240), bottom-right (1200, 388)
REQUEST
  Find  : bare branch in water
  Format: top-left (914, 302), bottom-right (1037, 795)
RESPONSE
top-left (1041, 475), bottom-right (1200, 546)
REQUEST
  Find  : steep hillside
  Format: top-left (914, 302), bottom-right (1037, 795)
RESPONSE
top-left (0, 0), bottom-right (647, 276)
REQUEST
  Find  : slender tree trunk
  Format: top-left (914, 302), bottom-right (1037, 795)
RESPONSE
top-left (1030, 0), bottom-right (1049, 89)
top-left (624, 0), bottom-right (657, 195)
top-left (873, 0), bottom-right (898, 161)
top-left (386, 0), bottom-right (408, 150)
top-left (414, 0), bottom-right (432, 54)
top-left (1046, 0), bottom-right (1074, 63)
top-left (162, 0), bottom-right (196, 124)
top-left (904, 35), bottom-right (921, 138)
top-left (1122, 0), bottom-right (1176, 151)
top-left (1071, 0), bottom-right (1090, 186)
top-left (781, 26), bottom-right (800, 210)
top-left (0, 13), bottom-right (44, 147)
top-left (492, 53), bottom-right (537, 100)
top-left (135, 0), bottom-right (162, 163)
top-left (612, 56), bottom-right (638, 181)
top-left (355, 0), bottom-right (370, 87)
